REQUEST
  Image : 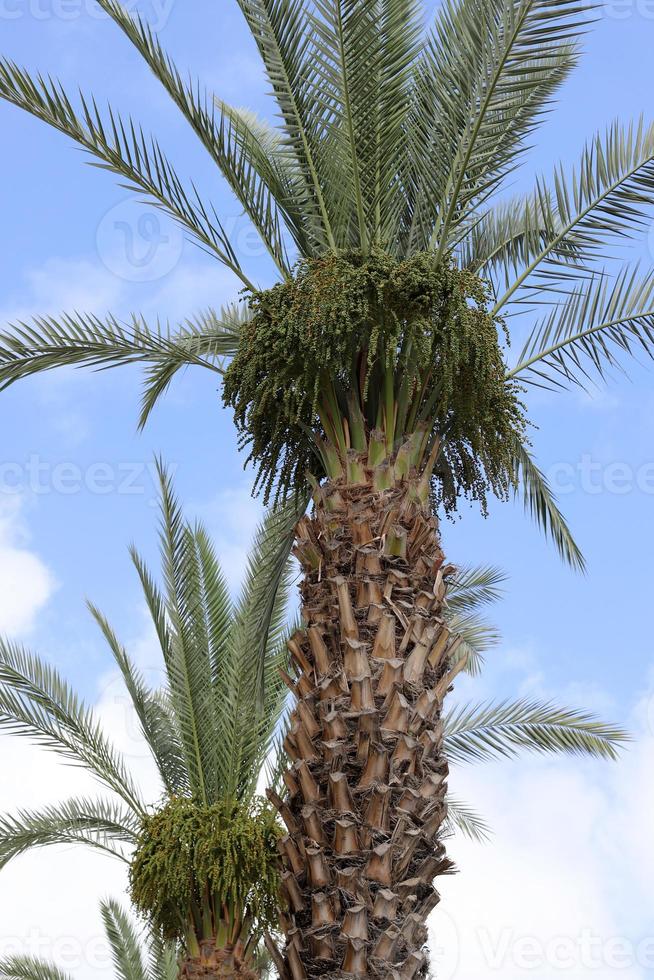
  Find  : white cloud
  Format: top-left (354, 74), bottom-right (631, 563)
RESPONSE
top-left (430, 680), bottom-right (654, 980)
top-left (0, 496), bottom-right (55, 634)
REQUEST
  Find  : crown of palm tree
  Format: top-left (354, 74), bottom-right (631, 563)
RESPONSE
top-left (1, 0), bottom-right (654, 566)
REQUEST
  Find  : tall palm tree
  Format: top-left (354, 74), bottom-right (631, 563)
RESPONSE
top-left (0, 900), bottom-right (180, 980)
top-left (0, 462), bottom-right (297, 980)
top-left (0, 2), bottom-right (650, 976)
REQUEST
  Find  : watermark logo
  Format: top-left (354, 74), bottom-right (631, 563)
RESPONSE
top-left (0, 930), bottom-right (111, 970)
top-left (547, 453), bottom-right (654, 497)
top-left (96, 199), bottom-right (184, 283)
top-left (475, 927), bottom-right (654, 972)
top-left (0, 0), bottom-right (174, 29)
top-left (0, 456), bottom-right (169, 500)
top-left (603, 0), bottom-right (654, 19)
top-left (428, 910), bottom-right (460, 980)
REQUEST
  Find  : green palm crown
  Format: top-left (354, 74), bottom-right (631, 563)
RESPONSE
top-left (2, 0), bottom-right (654, 566)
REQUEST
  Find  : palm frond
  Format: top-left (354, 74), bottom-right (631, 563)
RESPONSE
top-left (457, 184), bottom-right (582, 290)
top-left (513, 441), bottom-right (586, 571)
top-left (0, 958), bottom-right (72, 980)
top-left (147, 935), bottom-right (179, 980)
top-left (508, 265), bottom-right (654, 388)
top-left (447, 564), bottom-right (508, 614)
top-left (235, 0), bottom-right (337, 251)
top-left (0, 797), bottom-right (137, 870)
top-left (224, 497), bottom-right (306, 800)
top-left (494, 119), bottom-right (654, 311)
top-left (234, 497), bottom-right (305, 701)
top-left (0, 309), bottom-right (238, 424)
top-left (263, 725), bottom-right (292, 799)
top-left (446, 611), bottom-right (502, 676)
top-left (309, 0), bottom-right (422, 248)
top-left (0, 61), bottom-right (252, 287)
top-left (445, 697), bottom-right (629, 763)
top-left (444, 797), bottom-right (491, 842)
top-left (0, 640), bottom-right (144, 813)
top-left (86, 603), bottom-right (189, 798)
top-left (138, 305), bottom-right (245, 428)
top-left (153, 461), bottom-right (220, 806)
top-left (90, 0), bottom-right (306, 273)
top-left (406, 0), bottom-right (589, 256)
top-left (101, 900), bottom-right (148, 980)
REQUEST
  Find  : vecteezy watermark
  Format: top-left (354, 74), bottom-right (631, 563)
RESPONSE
top-left (0, 456), bottom-right (170, 500)
top-left (546, 454), bottom-right (654, 497)
top-left (96, 198), bottom-right (184, 283)
top-left (428, 910), bottom-right (460, 980)
top-left (0, 930), bottom-right (111, 970)
top-left (603, 0), bottom-right (654, 18)
top-left (476, 928), bottom-right (654, 971)
top-left (0, 0), bottom-right (174, 28)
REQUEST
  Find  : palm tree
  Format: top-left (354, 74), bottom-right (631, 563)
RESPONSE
top-left (0, 1), bottom-right (650, 976)
top-left (0, 530), bottom-right (627, 980)
top-left (0, 899), bottom-right (180, 980)
top-left (0, 462), bottom-right (298, 980)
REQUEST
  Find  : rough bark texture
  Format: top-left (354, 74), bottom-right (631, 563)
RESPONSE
top-left (180, 942), bottom-right (258, 980)
top-left (272, 451), bottom-right (463, 979)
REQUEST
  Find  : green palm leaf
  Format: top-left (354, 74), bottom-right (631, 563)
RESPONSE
top-left (152, 461), bottom-right (220, 805)
top-left (0, 62), bottom-right (251, 287)
top-left (90, 0), bottom-right (304, 273)
top-left (513, 441), bottom-right (586, 571)
top-left (0, 308), bottom-right (240, 428)
top-left (0, 959), bottom-right (73, 980)
top-left (101, 900), bottom-right (149, 980)
top-left (0, 798), bottom-right (137, 870)
top-left (224, 498), bottom-right (306, 800)
top-left (0, 641), bottom-right (144, 813)
top-left (508, 265), bottom-right (654, 387)
top-left (494, 119), bottom-right (654, 311)
top-left (444, 798), bottom-right (492, 842)
top-left (447, 564), bottom-right (508, 614)
top-left (86, 603), bottom-right (189, 797)
top-left (458, 185), bottom-right (582, 288)
top-left (444, 697), bottom-right (629, 763)
top-left (137, 304), bottom-right (246, 428)
top-left (407, 0), bottom-right (589, 256)
top-left (235, 0), bottom-right (337, 251)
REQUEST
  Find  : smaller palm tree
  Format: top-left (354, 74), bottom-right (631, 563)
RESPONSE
top-left (0, 900), bottom-right (179, 980)
top-left (0, 461), bottom-right (298, 980)
top-left (0, 479), bottom-right (627, 980)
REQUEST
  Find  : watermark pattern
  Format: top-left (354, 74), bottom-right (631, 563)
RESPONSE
top-left (603, 0), bottom-right (654, 18)
top-left (0, 457), bottom-right (170, 500)
top-left (0, 0), bottom-right (174, 28)
top-left (96, 199), bottom-right (184, 283)
top-left (475, 927), bottom-right (654, 972)
top-left (3, 924), bottom-right (654, 976)
top-left (0, 930), bottom-right (111, 970)
top-left (2, 453), bottom-right (653, 500)
top-left (428, 911), bottom-right (460, 980)
top-left (545, 454), bottom-right (654, 497)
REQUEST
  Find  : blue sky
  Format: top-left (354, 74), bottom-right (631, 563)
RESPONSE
top-left (0, 2), bottom-right (654, 978)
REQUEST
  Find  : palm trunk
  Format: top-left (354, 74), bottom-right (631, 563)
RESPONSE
top-left (180, 941), bottom-right (259, 980)
top-left (271, 439), bottom-right (464, 979)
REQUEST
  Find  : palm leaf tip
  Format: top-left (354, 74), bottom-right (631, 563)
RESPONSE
top-left (514, 441), bottom-right (586, 572)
